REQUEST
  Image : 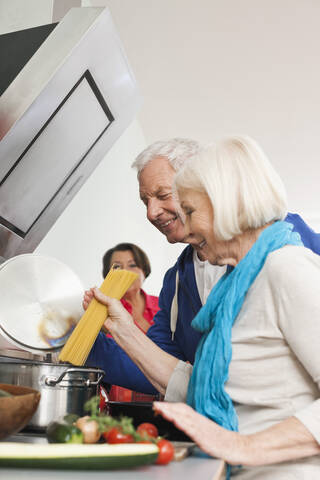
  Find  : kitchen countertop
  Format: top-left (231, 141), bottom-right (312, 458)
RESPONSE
top-left (1, 433), bottom-right (225, 480)
top-left (0, 457), bottom-right (225, 480)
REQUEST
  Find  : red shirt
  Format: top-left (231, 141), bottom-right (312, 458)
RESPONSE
top-left (107, 290), bottom-right (160, 402)
top-left (120, 289), bottom-right (159, 333)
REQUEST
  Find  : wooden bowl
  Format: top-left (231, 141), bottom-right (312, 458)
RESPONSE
top-left (0, 383), bottom-right (41, 440)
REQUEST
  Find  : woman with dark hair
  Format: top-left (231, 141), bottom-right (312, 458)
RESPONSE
top-left (102, 242), bottom-right (158, 334)
top-left (100, 242), bottom-right (159, 401)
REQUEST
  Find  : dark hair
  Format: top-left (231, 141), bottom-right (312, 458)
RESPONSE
top-left (102, 243), bottom-right (151, 279)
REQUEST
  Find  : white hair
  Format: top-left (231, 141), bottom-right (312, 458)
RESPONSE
top-left (132, 138), bottom-right (202, 175)
top-left (174, 135), bottom-right (288, 241)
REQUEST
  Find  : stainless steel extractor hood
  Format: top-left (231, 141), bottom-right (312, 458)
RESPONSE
top-left (0, 6), bottom-right (141, 261)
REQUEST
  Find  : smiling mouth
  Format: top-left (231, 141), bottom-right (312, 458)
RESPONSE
top-left (198, 240), bottom-right (206, 248)
top-left (158, 216), bottom-right (178, 228)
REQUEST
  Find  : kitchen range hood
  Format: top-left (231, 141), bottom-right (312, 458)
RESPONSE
top-left (0, 7), bottom-right (141, 262)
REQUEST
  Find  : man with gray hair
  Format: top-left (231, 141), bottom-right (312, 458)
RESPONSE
top-left (87, 138), bottom-right (320, 395)
top-left (132, 138), bottom-right (201, 244)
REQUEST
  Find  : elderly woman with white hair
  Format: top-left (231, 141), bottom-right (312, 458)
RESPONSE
top-left (92, 136), bottom-right (320, 478)
top-left (153, 135), bottom-right (320, 478)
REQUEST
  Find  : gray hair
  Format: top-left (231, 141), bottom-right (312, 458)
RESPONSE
top-left (174, 135), bottom-right (288, 241)
top-left (132, 138), bottom-right (202, 175)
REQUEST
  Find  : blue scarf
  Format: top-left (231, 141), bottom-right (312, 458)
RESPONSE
top-left (186, 221), bottom-right (302, 477)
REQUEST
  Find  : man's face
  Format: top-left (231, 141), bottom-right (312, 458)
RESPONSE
top-left (139, 156), bottom-right (187, 243)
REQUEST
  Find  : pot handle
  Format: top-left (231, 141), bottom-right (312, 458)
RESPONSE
top-left (45, 367), bottom-right (105, 387)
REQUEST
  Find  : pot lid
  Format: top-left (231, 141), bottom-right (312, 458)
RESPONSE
top-left (0, 254), bottom-right (84, 354)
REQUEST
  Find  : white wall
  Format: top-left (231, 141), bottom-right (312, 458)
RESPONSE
top-left (97, 0), bottom-right (320, 229)
top-left (0, 0), bottom-right (81, 33)
top-left (35, 120), bottom-right (184, 294)
top-left (0, 0), bottom-right (53, 33)
top-left (1, 0), bottom-right (319, 297)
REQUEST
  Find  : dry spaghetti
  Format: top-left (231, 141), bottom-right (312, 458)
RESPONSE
top-left (59, 268), bottom-right (138, 365)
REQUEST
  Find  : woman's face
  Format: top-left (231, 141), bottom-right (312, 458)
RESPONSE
top-left (178, 188), bottom-right (225, 265)
top-left (110, 250), bottom-right (145, 293)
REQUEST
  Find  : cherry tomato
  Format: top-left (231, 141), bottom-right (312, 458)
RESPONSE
top-left (155, 439), bottom-right (175, 465)
top-left (103, 427), bottom-right (134, 444)
top-left (137, 422), bottom-right (159, 438)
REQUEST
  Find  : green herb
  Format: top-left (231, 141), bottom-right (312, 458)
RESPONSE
top-left (84, 396), bottom-right (137, 435)
top-left (84, 396), bottom-right (100, 416)
top-left (83, 396), bottom-right (158, 441)
top-left (63, 413), bottom-right (79, 425)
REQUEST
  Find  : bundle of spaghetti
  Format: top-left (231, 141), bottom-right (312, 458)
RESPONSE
top-left (59, 268), bottom-right (138, 366)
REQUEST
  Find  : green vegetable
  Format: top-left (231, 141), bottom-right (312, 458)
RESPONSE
top-left (63, 413), bottom-right (79, 425)
top-left (46, 422), bottom-right (83, 444)
top-left (0, 442), bottom-right (159, 470)
top-left (84, 396), bottom-right (100, 416)
top-left (84, 396), bottom-right (137, 437)
top-left (0, 388), bottom-right (12, 398)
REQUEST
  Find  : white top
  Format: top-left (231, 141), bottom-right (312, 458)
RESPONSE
top-left (170, 251), bottom-right (226, 339)
top-left (193, 249), bottom-right (226, 305)
top-left (165, 246), bottom-right (320, 479)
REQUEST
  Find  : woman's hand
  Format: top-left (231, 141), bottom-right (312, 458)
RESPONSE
top-left (92, 288), bottom-right (134, 336)
top-left (153, 402), bottom-right (320, 467)
top-left (153, 402), bottom-right (244, 465)
top-left (82, 288), bottom-right (95, 311)
top-left (83, 287), bottom-right (134, 336)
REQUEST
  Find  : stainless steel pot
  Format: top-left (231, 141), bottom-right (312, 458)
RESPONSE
top-left (0, 254), bottom-right (105, 430)
top-left (0, 356), bottom-right (105, 430)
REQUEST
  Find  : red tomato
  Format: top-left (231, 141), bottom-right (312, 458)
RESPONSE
top-left (155, 439), bottom-right (175, 465)
top-left (103, 427), bottom-right (134, 444)
top-left (137, 422), bottom-right (159, 438)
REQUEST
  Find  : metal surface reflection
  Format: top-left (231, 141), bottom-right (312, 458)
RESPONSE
top-left (0, 253), bottom-right (84, 353)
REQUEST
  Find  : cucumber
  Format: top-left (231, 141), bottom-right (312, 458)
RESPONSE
top-left (0, 442), bottom-right (159, 470)
top-left (46, 422), bottom-right (83, 444)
